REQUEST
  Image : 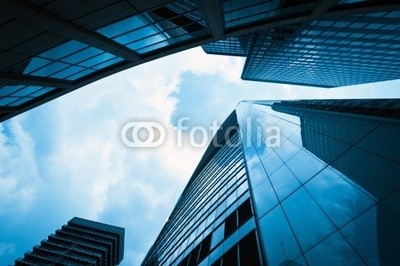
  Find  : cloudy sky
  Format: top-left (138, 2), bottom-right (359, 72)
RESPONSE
top-left (0, 47), bottom-right (399, 265)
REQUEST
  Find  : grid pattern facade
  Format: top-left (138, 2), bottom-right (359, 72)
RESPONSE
top-left (202, 1), bottom-right (400, 88)
top-left (23, 40), bottom-right (124, 81)
top-left (97, 0), bottom-right (207, 55)
top-left (0, 85), bottom-right (55, 107)
top-left (142, 131), bottom-right (263, 266)
top-left (15, 217), bottom-right (125, 266)
top-left (221, 0), bottom-right (314, 29)
top-left (242, 11), bottom-right (400, 87)
top-left (236, 100), bottom-right (400, 265)
top-left (0, 0), bottom-right (211, 121)
top-left (202, 36), bottom-right (251, 56)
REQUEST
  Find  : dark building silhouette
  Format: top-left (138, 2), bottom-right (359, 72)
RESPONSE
top-left (15, 217), bottom-right (125, 266)
top-left (142, 99), bottom-right (400, 265)
top-left (0, 1), bottom-right (399, 121)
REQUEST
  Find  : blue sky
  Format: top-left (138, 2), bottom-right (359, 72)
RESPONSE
top-left (0, 47), bottom-right (399, 265)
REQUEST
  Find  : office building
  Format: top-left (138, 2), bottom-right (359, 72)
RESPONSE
top-left (0, 0), bottom-right (399, 121)
top-left (15, 217), bottom-right (125, 266)
top-left (142, 99), bottom-right (400, 265)
top-left (203, 1), bottom-right (400, 87)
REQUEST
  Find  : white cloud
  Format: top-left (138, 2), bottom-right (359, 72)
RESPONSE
top-left (0, 118), bottom-right (39, 215)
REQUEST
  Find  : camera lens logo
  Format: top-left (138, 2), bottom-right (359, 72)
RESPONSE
top-left (121, 122), bottom-right (166, 148)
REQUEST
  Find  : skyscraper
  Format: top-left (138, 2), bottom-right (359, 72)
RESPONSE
top-left (0, 0), bottom-right (399, 121)
top-left (203, 2), bottom-right (400, 87)
top-left (142, 99), bottom-right (400, 265)
top-left (15, 217), bottom-right (125, 266)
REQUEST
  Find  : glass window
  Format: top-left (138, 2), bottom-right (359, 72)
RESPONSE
top-left (222, 245), bottom-right (238, 265)
top-left (23, 58), bottom-right (52, 74)
top-left (357, 124), bottom-right (400, 165)
top-left (51, 66), bottom-right (86, 79)
top-left (253, 178), bottom-right (278, 217)
top-left (287, 129), bottom-right (303, 146)
top-left (331, 147), bottom-right (400, 199)
top-left (340, 207), bottom-right (380, 264)
top-left (286, 149), bottom-right (326, 183)
top-left (115, 26), bottom-right (163, 45)
top-left (279, 122), bottom-right (300, 138)
top-left (247, 164), bottom-right (268, 188)
top-left (305, 231), bottom-right (364, 265)
top-left (305, 167), bottom-right (375, 227)
top-left (237, 199), bottom-right (252, 226)
top-left (31, 62), bottom-right (69, 77)
top-left (260, 151), bottom-right (284, 176)
top-left (40, 40), bottom-right (87, 60)
top-left (79, 53), bottom-right (116, 68)
top-left (269, 164), bottom-right (301, 200)
top-left (381, 189), bottom-right (400, 218)
top-left (91, 56), bottom-right (123, 70)
top-left (66, 68), bottom-right (96, 80)
top-left (97, 15), bottom-right (146, 38)
top-left (211, 223), bottom-right (224, 249)
top-left (0, 86), bottom-right (24, 96)
top-left (239, 231), bottom-right (261, 266)
top-left (282, 187), bottom-right (336, 250)
top-left (11, 86), bottom-right (42, 97)
top-left (62, 47), bottom-right (103, 64)
top-left (259, 206), bottom-right (302, 265)
top-left (133, 40), bottom-right (169, 54)
top-left (199, 234), bottom-right (212, 262)
top-left (224, 211), bottom-right (237, 237)
top-left (237, 218), bottom-right (255, 241)
top-left (0, 97), bottom-right (18, 106)
top-left (302, 133), bottom-right (351, 164)
top-left (243, 144), bottom-right (260, 171)
top-left (207, 244), bottom-right (223, 265)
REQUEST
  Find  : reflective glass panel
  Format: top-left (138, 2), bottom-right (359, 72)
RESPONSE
top-left (304, 231), bottom-right (364, 265)
top-left (259, 206), bottom-right (302, 265)
top-left (305, 167), bottom-right (375, 227)
top-left (282, 188), bottom-right (336, 251)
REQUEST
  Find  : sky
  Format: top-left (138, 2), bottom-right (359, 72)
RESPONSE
top-left (0, 47), bottom-right (400, 266)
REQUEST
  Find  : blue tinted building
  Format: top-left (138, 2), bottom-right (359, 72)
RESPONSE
top-left (1, 1), bottom-right (399, 121)
top-left (15, 217), bottom-right (125, 266)
top-left (142, 99), bottom-right (400, 265)
top-left (203, 1), bottom-right (400, 88)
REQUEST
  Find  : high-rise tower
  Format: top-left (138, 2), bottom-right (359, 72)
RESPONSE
top-left (15, 217), bottom-right (125, 266)
top-left (142, 99), bottom-right (400, 265)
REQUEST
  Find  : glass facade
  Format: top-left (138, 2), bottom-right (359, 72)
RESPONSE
top-left (15, 217), bottom-right (125, 266)
top-left (241, 11), bottom-right (400, 87)
top-left (222, 0), bottom-right (314, 29)
top-left (204, 4), bottom-right (400, 87)
top-left (23, 40), bottom-right (124, 81)
top-left (0, 0), bottom-right (209, 114)
top-left (237, 99), bottom-right (400, 265)
top-left (97, 0), bottom-right (207, 55)
top-left (0, 85), bottom-right (55, 107)
top-left (143, 99), bottom-right (400, 265)
top-left (142, 114), bottom-right (263, 266)
top-left (202, 36), bottom-right (252, 56)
